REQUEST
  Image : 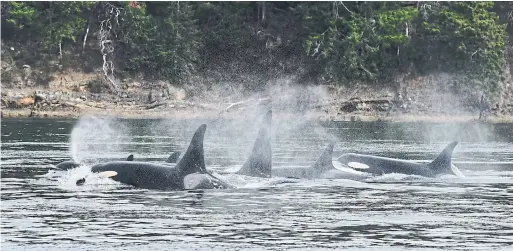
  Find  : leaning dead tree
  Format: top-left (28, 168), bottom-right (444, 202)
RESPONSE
top-left (98, 3), bottom-right (123, 95)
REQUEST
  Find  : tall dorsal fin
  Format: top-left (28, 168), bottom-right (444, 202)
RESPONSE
top-left (428, 141), bottom-right (458, 173)
top-left (237, 110), bottom-right (272, 178)
top-left (176, 124), bottom-right (207, 177)
top-left (166, 151), bottom-right (180, 163)
top-left (126, 154), bottom-right (134, 161)
top-left (312, 142), bottom-right (335, 171)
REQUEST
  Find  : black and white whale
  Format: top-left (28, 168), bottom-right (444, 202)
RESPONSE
top-left (338, 141), bottom-right (464, 177)
top-left (166, 151), bottom-right (181, 164)
top-left (234, 110), bottom-right (272, 178)
top-left (270, 142), bottom-right (369, 180)
top-left (86, 124), bottom-right (234, 190)
top-left (77, 110), bottom-right (274, 188)
top-left (55, 160), bottom-right (82, 171)
top-left (222, 110), bottom-right (364, 180)
top-left (57, 155), bottom-right (134, 171)
top-left (219, 109), bottom-right (363, 180)
top-left (56, 151), bottom-right (180, 171)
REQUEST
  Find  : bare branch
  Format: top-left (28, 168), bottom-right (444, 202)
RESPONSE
top-left (339, 1), bottom-right (353, 15)
top-left (82, 21), bottom-right (90, 52)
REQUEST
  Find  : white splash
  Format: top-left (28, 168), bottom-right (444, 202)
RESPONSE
top-left (55, 165), bottom-right (120, 191)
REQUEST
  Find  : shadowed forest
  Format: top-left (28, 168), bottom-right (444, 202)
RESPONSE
top-left (1, 1), bottom-right (513, 119)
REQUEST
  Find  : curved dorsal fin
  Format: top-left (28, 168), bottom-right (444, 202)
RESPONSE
top-left (312, 142), bottom-right (335, 171)
top-left (166, 151), bottom-right (180, 163)
top-left (176, 124), bottom-right (207, 177)
top-left (126, 154), bottom-right (134, 161)
top-left (237, 110), bottom-right (272, 178)
top-left (428, 141), bottom-right (458, 174)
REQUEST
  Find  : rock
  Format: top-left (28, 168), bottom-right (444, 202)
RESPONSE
top-left (80, 95), bottom-right (87, 101)
top-left (167, 85), bottom-right (186, 101)
top-left (340, 101), bottom-right (358, 113)
top-left (18, 96), bottom-right (35, 107)
top-left (147, 90), bottom-right (156, 104)
top-left (146, 102), bottom-right (166, 110)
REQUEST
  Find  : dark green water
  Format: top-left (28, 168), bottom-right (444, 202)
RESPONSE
top-left (1, 117), bottom-right (513, 250)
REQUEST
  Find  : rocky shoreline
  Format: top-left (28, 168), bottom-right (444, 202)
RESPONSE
top-left (2, 87), bottom-right (512, 123)
top-left (2, 71), bottom-right (513, 123)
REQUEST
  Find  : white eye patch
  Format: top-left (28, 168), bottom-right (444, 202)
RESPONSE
top-left (348, 162), bottom-right (370, 169)
top-left (96, 171), bottom-right (118, 178)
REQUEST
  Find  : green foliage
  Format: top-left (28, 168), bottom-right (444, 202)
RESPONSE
top-left (297, 1), bottom-right (507, 91)
top-left (413, 2), bottom-right (507, 92)
top-left (0, 1), bottom-right (510, 93)
top-left (5, 1), bottom-right (96, 51)
top-left (121, 2), bottom-right (199, 82)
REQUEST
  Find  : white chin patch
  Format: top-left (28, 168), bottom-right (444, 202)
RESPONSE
top-left (96, 171), bottom-right (118, 178)
top-left (183, 173), bottom-right (211, 190)
top-left (450, 164), bottom-right (465, 177)
top-left (348, 162), bottom-right (370, 169)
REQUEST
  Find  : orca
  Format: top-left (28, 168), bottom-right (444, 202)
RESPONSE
top-left (56, 150), bottom-right (181, 171)
top-left (56, 154), bottom-right (134, 171)
top-left (235, 110), bottom-right (272, 178)
top-left (55, 160), bottom-right (81, 171)
top-left (270, 142), bottom-right (368, 180)
top-left (338, 141), bottom-right (463, 177)
top-left (222, 111), bottom-right (364, 180)
top-left (166, 151), bottom-right (180, 163)
top-left (87, 124), bottom-right (234, 190)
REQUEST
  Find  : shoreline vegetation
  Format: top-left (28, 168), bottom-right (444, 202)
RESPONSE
top-left (1, 2), bottom-right (513, 123)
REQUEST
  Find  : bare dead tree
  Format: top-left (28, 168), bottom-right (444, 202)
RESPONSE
top-left (98, 3), bottom-right (123, 95)
top-left (82, 20), bottom-right (90, 52)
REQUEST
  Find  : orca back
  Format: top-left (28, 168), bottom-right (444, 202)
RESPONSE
top-left (312, 142), bottom-right (335, 172)
top-left (237, 110), bottom-right (272, 178)
top-left (175, 124), bottom-right (208, 178)
top-left (428, 141), bottom-right (458, 175)
top-left (166, 152), bottom-right (181, 163)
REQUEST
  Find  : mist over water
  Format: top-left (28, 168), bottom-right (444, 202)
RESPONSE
top-left (69, 116), bottom-right (131, 163)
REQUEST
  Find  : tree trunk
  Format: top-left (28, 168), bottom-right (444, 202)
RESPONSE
top-left (59, 39), bottom-right (62, 59)
top-left (261, 2), bottom-right (266, 26)
top-left (82, 21), bottom-right (90, 53)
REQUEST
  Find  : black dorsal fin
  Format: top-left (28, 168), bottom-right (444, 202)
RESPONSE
top-left (166, 151), bottom-right (180, 163)
top-left (176, 124), bottom-right (207, 177)
top-left (237, 110), bottom-right (272, 178)
top-left (428, 141), bottom-right (458, 173)
top-left (126, 154), bottom-right (134, 161)
top-left (312, 142), bottom-right (335, 171)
